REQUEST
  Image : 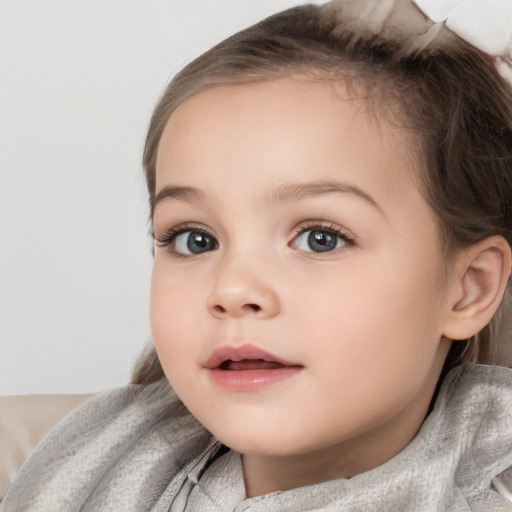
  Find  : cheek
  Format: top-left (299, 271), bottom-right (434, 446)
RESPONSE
top-left (292, 254), bottom-right (445, 379)
top-left (150, 261), bottom-right (202, 368)
top-left (286, 283), bottom-right (442, 437)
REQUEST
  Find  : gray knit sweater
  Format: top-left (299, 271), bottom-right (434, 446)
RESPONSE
top-left (2, 364), bottom-right (512, 511)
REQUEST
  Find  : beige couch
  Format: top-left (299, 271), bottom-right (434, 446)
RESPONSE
top-left (0, 394), bottom-right (94, 499)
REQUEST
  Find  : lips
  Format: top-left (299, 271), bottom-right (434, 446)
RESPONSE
top-left (204, 344), bottom-right (303, 391)
top-left (205, 344), bottom-right (298, 369)
top-left (220, 360), bottom-right (287, 370)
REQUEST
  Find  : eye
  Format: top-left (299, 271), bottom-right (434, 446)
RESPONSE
top-left (156, 226), bottom-right (218, 256)
top-left (292, 225), bottom-right (353, 253)
top-left (175, 231), bottom-right (218, 255)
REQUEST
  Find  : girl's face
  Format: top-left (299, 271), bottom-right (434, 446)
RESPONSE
top-left (151, 78), bottom-right (453, 469)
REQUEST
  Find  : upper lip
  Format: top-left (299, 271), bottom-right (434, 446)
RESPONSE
top-left (204, 344), bottom-right (300, 369)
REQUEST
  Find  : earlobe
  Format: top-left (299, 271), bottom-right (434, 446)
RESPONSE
top-left (443, 236), bottom-right (511, 341)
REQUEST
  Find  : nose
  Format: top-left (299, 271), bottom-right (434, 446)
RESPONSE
top-left (206, 255), bottom-right (280, 320)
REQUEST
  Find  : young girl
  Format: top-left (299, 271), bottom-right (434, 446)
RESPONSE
top-left (3, 0), bottom-right (512, 510)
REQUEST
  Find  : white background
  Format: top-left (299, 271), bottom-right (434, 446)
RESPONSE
top-left (0, 0), bottom-right (324, 395)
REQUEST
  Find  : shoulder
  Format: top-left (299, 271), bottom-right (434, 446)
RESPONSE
top-left (443, 365), bottom-right (512, 510)
top-left (0, 393), bottom-right (94, 501)
top-left (1, 380), bottom-right (211, 511)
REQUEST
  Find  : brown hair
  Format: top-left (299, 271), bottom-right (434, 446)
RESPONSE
top-left (132, 0), bottom-right (512, 385)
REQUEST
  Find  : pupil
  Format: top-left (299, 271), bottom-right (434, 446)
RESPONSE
top-left (308, 230), bottom-right (336, 252)
top-left (187, 232), bottom-right (213, 253)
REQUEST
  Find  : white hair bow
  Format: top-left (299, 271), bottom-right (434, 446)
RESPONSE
top-left (412, 0), bottom-right (512, 83)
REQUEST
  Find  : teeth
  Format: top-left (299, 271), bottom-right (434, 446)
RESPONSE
top-left (221, 359), bottom-right (285, 371)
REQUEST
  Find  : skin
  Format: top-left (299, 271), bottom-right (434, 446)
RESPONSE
top-left (150, 78), bottom-right (455, 497)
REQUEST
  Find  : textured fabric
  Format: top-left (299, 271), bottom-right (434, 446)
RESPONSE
top-left (2, 364), bottom-right (512, 511)
top-left (183, 449), bottom-right (245, 511)
top-left (0, 393), bottom-right (94, 499)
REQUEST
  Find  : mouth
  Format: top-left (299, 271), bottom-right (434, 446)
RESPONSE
top-left (204, 344), bottom-right (303, 391)
top-left (219, 359), bottom-right (290, 371)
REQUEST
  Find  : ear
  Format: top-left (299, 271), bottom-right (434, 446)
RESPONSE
top-left (442, 236), bottom-right (511, 341)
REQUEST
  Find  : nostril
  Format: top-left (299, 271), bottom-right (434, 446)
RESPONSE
top-left (211, 303), bottom-right (260, 315)
top-left (209, 300), bottom-right (268, 317)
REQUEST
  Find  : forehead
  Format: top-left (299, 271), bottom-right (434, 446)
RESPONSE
top-left (155, 78), bottom-right (421, 207)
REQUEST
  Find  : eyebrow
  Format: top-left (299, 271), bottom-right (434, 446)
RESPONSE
top-left (153, 185), bottom-right (207, 212)
top-left (270, 180), bottom-right (386, 218)
top-left (153, 180), bottom-right (386, 218)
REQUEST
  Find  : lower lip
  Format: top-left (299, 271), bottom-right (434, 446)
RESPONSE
top-left (208, 366), bottom-right (302, 391)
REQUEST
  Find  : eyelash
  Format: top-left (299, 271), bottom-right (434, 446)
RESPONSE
top-left (155, 223), bottom-right (207, 249)
top-left (155, 221), bottom-right (355, 257)
top-left (292, 221), bottom-right (355, 248)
